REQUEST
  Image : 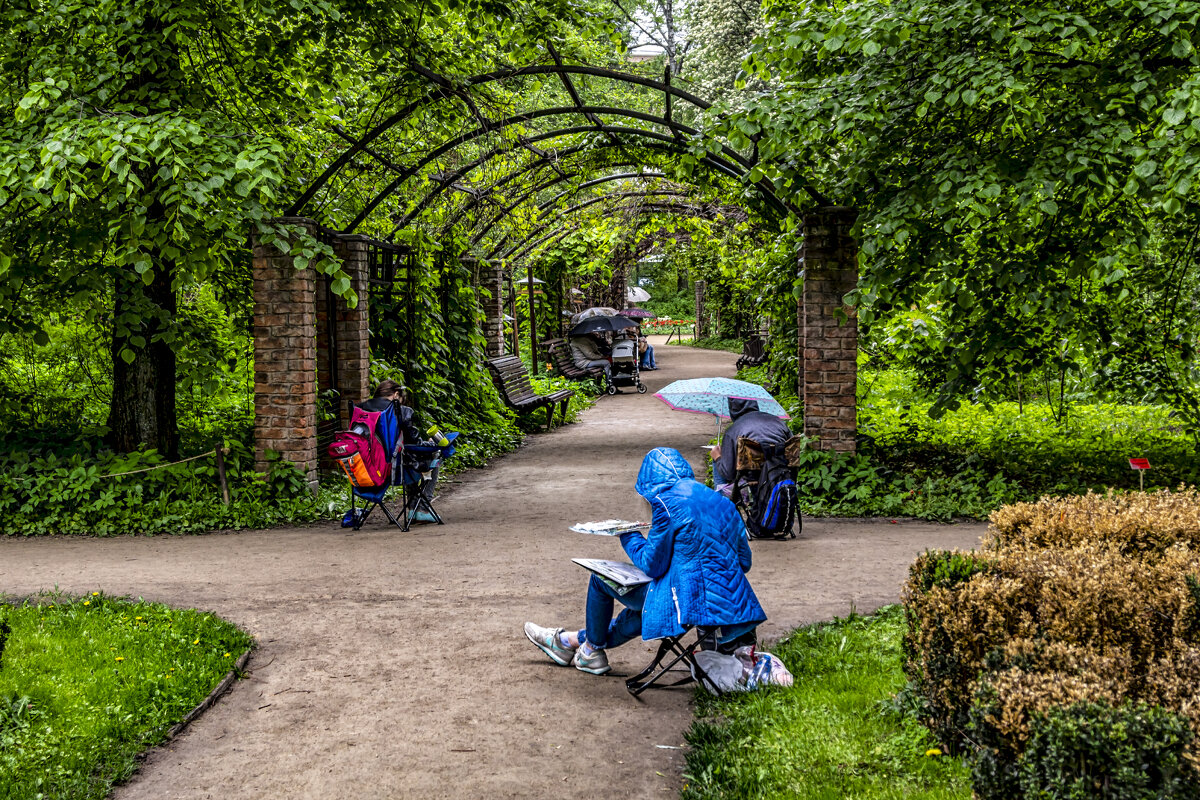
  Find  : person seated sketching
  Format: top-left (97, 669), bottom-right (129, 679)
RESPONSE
top-left (568, 332), bottom-right (617, 390)
top-left (711, 398), bottom-right (790, 495)
top-left (360, 379), bottom-right (439, 523)
top-left (523, 447), bottom-right (766, 675)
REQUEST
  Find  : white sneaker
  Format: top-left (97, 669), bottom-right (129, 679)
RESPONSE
top-left (524, 622), bottom-right (576, 666)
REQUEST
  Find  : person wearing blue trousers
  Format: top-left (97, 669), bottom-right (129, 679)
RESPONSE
top-left (524, 447), bottom-right (766, 675)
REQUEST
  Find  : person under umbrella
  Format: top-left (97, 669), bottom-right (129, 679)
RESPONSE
top-left (711, 398), bottom-right (790, 495)
top-left (568, 332), bottom-right (616, 390)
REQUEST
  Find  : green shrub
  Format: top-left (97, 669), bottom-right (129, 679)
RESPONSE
top-left (971, 700), bottom-right (1197, 800)
top-left (0, 440), bottom-right (339, 536)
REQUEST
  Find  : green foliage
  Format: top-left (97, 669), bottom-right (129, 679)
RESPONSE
top-left (763, 365), bottom-right (1200, 521)
top-left (675, 336), bottom-right (742, 353)
top-left (683, 606), bottom-right (970, 800)
top-left (0, 593), bottom-right (252, 800)
top-left (0, 441), bottom-right (340, 536)
top-left (969, 699), bottom-right (1196, 800)
top-left (728, 0), bottom-right (1200, 428)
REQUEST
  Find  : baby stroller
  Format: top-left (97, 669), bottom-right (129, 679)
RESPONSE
top-left (608, 335), bottom-right (647, 394)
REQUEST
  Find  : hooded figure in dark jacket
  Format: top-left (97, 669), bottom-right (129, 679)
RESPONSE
top-left (523, 447), bottom-right (766, 676)
top-left (712, 397), bottom-right (790, 487)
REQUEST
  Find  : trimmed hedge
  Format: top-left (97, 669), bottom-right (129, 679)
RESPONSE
top-left (902, 489), bottom-right (1200, 799)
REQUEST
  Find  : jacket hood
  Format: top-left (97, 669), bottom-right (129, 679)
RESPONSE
top-left (635, 447), bottom-right (694, 499)
top-left (728, 397), bottom-right (760, 420)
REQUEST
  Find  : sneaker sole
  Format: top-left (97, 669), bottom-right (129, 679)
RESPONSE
top-left (575, 662), bottom-right (612, 675)
top-left (525, 626), bottom-right (572, 667)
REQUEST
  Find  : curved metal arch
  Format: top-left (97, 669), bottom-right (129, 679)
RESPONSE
top-left (499, 197), bottom-right (732, 263)
top-left (507, 202), bottom-right (727, 266)
top-left (467, 171), bottom-right (671, 250)
top-left (345, 106), bottom-right (777, 232)
top-left (435, 138), bottom-right (733, 235)
top-left (287, 63), bottom-right (722, 218)
top-left (484, 188), bottom-right (693, 258)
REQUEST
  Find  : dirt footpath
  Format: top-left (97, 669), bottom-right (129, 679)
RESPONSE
top-left (0, 338), bottom-right (986, 800)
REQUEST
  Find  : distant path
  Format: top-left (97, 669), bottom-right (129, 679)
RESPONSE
top-left (0, 336), bottom-right (985, 799)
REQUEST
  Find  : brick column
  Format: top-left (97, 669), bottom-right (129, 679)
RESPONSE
top-left (253, 218), bottom-right (319, 487)
top-left (330, 235), bottom-right (371, 410)
top-left (799, 207), bottom-right (858, 452)
top-left (478, 261), bottom-right (505, 358)
top-left (694, 280), bottom-right (707, 338)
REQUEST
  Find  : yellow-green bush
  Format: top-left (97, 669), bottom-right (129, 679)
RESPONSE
top-left (904, 490), bottom-right (1200, 798)
top-left (987, 487), bottom-right (1200, 556)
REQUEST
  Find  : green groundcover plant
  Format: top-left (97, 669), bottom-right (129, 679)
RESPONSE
top-left (683, 606), bottom-right (970, 800)
top-left (0, 594), bottom-right (253, 799)
top-left (728, 364), bottom-right (1200, 521)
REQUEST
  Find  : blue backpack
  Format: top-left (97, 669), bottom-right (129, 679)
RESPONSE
top-left (746, 448), bottom-right (798, 540)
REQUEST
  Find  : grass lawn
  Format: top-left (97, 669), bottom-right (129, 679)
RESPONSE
top-left (0, 593), bottom-right (253, 799)
top-left (683, 606), bottom-right (970, 800)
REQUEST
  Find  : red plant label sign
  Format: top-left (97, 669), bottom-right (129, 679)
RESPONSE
top-left (1129, 458), bottom-right (1151, 470)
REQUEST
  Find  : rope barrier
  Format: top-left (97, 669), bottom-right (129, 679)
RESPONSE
top-left (97, 446), bottom-right (233, 505)
top-left (100, 449), bottom-right (219, 478)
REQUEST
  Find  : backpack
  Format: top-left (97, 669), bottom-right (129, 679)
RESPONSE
top-left (742, 442), bottom-right (798, 540)
top-left (328, 406), bottom-right (395, 489)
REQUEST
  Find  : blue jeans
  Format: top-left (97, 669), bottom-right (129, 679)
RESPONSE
top-left (640, 345), bottom-right (656, 369)
top-left (578, 574), bottom-right (648, 649)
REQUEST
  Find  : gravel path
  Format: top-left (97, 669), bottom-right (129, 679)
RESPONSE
top-left (0, 337), bottom-right (986, 799)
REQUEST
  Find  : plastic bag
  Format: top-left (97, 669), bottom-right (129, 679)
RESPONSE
top-left (691, 647), bottom-right (793, 693)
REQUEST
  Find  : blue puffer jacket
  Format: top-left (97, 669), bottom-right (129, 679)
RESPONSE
top-left (620, 447), bottom-right (767, 641)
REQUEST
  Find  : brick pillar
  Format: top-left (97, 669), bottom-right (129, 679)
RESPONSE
top-left (694, 280), bottom-right (707, 338)
top-left (253, 217), bottom-right (319, 487)
top-left (478, 261), bottom-right (505, 358)
top-left (799, 207), bottom-right (858, 452)
top-left (331, 235), bottom-right (371, 411)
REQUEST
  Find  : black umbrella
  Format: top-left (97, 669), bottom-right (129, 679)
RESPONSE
top-left (568, 314), bottom-right (638, 336)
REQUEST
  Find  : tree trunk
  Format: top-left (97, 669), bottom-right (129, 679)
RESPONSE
top-left (104, 11), bottom-right (181, 458)
top-left (106, 262), bottom-right (178, 458)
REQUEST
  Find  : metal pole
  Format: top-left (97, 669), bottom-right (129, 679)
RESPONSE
top-left (528, 269), bottom-right (539, 375)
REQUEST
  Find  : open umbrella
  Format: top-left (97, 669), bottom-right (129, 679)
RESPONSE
top-left (620, 308), bottom-right (656, 320)
top-left (569, 306), bottom-right (619, 326)
top-left (626, 286), bottom-right (652, 303)
top-left (654, 378), bottom-right (788, 442)
top-left (568, 314), bottom-right (638, 336)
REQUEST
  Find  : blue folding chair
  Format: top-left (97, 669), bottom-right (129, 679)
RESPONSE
top-left (398, 432), bottom-right (459, 529)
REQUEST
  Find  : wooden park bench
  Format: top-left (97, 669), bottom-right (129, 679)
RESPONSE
top-left (736, 333), bottom-right (769, 370)
top-left (546, 339), bottom-right (605, 382)
top-left (485, 355), bottom-right (575, 430)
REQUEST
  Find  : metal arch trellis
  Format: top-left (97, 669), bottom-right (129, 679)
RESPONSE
top-left (501, 199), bottom-right (735, 265)
top-left (285, 61), bottom-right (828, 238)
top-left (339, 109), bottom-right (788, 233)
top-left (466, 171), bottom-right (673, 250)
top-left (286, 63), bottom-right (726, 219)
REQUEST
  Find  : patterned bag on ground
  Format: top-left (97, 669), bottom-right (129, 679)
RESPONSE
top-left (691, 647), bottom-right (794, 693)
top-left (328, 406), bottom-right (393, 488)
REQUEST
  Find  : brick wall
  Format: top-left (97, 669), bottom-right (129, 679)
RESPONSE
top-left (253, 217), bottom-right (319, 486)
top-left (799, 207), bottom-right (858, 452)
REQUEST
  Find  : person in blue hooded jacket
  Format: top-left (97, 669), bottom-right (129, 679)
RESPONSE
top-left (524, 447), bottom-right (767, 675)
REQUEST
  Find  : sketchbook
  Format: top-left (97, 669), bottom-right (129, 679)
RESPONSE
top-left (572, 558), bottom-right (652, 596)
top-left (569, 519), bottom-right (649, 536)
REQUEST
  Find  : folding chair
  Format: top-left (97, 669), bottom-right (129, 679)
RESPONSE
top-left (397, 432), bottom-right (459, 529)
top-left (625, 624), bottom-right (758, 698)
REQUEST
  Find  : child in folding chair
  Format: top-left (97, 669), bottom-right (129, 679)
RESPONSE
top-left (524, 447), bottom-right (766, 675)
top-left (360, 379), bottom-right (439, 523)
